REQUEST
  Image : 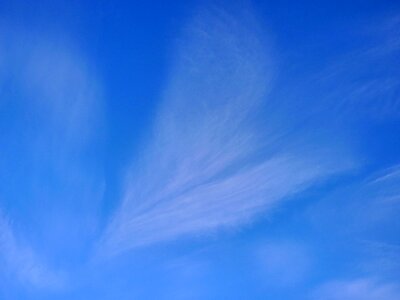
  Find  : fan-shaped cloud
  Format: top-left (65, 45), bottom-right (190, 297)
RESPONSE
top-left (100, 8), bottom-right (355, 256)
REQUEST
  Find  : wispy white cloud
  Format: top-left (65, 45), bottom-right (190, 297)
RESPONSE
top-left (307, 164), bottom-right (400, 238)
top-left (0, 212), bottom-right (64, 289)
top-left (0, 24), bottom-right (104, 282)
top-left (99, 8), bottom-right (355, 256)
top-left (312, 15), bottom-right (400, 120)
top-left (310, 278), bottom-right (400, 300)
top-left (304, 165), bottom-right (400, 299)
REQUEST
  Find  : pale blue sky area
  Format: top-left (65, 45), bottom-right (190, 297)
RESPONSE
top-left (0, 1), bottom-right (399, 299)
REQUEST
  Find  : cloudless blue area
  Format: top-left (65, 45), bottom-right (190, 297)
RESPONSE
top-left (0, 0), bottom-right (399, 299)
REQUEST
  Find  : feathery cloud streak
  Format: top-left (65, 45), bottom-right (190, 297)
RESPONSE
top-left (100, 8), bottom-right (355, 256)
top-left (305, 165), bottom-right (400, 300)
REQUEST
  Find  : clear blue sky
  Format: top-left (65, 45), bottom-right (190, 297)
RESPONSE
top-left (0, 0), bottom-right (399, 299)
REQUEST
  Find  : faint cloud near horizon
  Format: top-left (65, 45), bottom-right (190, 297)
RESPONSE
top-left (310, 278), bottom-right (400, 300)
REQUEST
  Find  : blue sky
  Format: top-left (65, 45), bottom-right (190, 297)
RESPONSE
top-left (0, 0), bottom-right (399, 299)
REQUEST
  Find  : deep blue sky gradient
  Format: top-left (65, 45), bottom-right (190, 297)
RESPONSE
top-left (0, 1), bottom-right (399, 299)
